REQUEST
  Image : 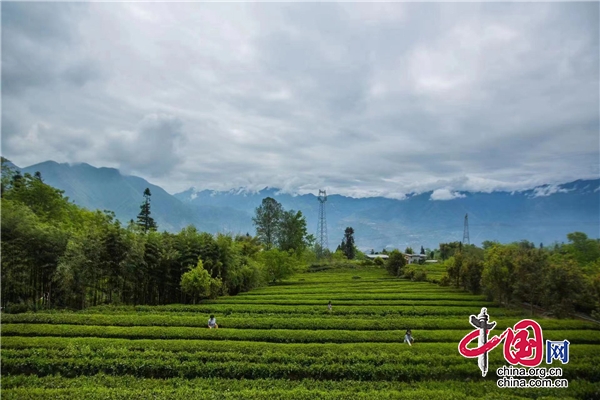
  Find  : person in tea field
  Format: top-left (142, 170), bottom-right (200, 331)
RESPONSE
top-left (208, 314), bottom-right (218, 329)
top-left (404, 329), bottom-right (415, 346)
top-left (328, 301), bottom-right (332, 312)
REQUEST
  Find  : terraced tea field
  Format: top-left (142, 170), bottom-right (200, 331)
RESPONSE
top-left (2, 267), bottom-right (599, 399)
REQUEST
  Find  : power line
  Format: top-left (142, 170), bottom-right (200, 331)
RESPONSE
top-left (316, 189), bottom-right (328, 258)
top-left (463, 213), bottom-right (470, 245)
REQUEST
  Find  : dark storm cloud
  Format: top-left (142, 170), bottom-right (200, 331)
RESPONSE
top-left (1, 2), bottom-right (598, 198)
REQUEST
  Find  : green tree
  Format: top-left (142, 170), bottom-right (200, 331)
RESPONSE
top-left (445, 253), bottom-right (465, 288)
top-left (0, 173), bottom-right (272, 310)
top-left (252, 197), bottom-right (283, 250)
top-left (55, 211), bottom-right (111, 309)
top-left (277, 210), bottom-right (309, 253)
top-left (1, 157), bottom-right (17, 197)
top-left (590, 272), bottom-right (600, 320)
top-left (0, 171), bottom-right (79, 309)
top-left (141, 231), bottom-right (163, 304)
top-left (260, 249), bottom-right (298, 283)
top-left (136, 188), bottom-right (157, 233)
top-left (565, 232), bottom-right (600, 267)
top-left (386, 250), bottom-right (406, 277)
top-left (482, 244), bottom-right (518, 305)
top-left (235, 233), bottom-right (262, 258)
top-left (1, 199), bottom-right (67, 308)
top-left (340, 227), bottom-right (356, 260)
top-left (354, 248), bottom-right (367, 261)
top-left (482, 240), bottom-right (500, 250)
top-left (439, 242), bottom-right (462, 260)
top-left (461, 244), bottom-right (484, 261)
top-left (101, 217), bottom-right (129, 304)
top-left (156, 232), bottom-right (180, 304)
top-left (460, 257), bottom-right (484, 294)
top-left (331, 249), bottom-right (348, 263)
top-left (541, 256), bottom-right (586, 317)
top-left (513, 248), bottom-right (548, 315)
top-left (180, 259), bottom-right (211, 303)
top-left (405, 247), bottom-right (414, 255)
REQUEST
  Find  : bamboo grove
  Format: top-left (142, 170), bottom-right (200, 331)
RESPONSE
top-left (1, 165), bottom-right (312, 312)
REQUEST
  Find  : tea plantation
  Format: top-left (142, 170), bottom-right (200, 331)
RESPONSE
top-left (2, 267), bottom-right (599, 399)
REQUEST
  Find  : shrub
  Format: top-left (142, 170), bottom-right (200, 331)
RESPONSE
top-left (402, 266), bottom-right (416, 280)
top-left (413, 270), bottom-right (428, 282)
top-left (209, 277), bottom-right (223, 299)
top-left (439, 275), bottom-right (451, 286)
top-left (386, 250), bottom-right (406, 276)
top-left (5, 303), bottom-right (30, 314)
top-left (180, 260), bottom-right (212, 303)
top-left (238, 262), bottom-right (264, 293)
top-left (307, 264), bottom-right (332, 272)
top-left (261, 249), bottom-right (299, 282)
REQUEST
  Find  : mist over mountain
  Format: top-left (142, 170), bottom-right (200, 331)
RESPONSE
top-left (8, 160), bottom-right (599, 251)
top-left (175, 181), bottom-right (600, 251)
top-left (17, 161), bottom-right (247, 234)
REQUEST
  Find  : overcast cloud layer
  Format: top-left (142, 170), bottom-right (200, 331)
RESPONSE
top-left (2, 2), bottom-right (599, 199)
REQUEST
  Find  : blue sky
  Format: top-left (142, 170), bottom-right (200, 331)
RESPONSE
top-left (2, 2), bottom-right (598, 199)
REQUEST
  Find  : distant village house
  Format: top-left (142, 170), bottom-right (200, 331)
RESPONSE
top-left (366, 253), bottom-right (430, 264)
top-left (404, 254), bottom-right (426, 264)
top-left (365, 254), bottom-right (389, 260)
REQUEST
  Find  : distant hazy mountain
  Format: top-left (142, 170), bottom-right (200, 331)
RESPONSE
top-left (18, 161), bottom-right (247, 233)
top-left (175, 180), bottom-right (600, 251)
top-left (7, 159), bottom-right (599, 251)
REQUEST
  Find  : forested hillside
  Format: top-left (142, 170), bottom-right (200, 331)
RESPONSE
top-left (387, 238), bottom-right (600, 320)
top-left (6, 159), bottom-right (598, 251)
top-left (2, 159), bottom-right (599, 321)
top-left (0, 162), bottom-right (313, 312)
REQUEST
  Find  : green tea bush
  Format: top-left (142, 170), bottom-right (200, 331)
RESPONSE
top-left (3, 267), bottom-right (599, 399)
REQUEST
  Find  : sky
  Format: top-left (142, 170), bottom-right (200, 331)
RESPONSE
top-left (2, 2), bottom-right (599, 199)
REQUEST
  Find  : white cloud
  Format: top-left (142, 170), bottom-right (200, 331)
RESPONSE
top-left (2, 2), bottom-right (598, 197)
top-left (531, 185), bottom-right (570, 197)
top-left (430, 189), bottom-right (466, 201)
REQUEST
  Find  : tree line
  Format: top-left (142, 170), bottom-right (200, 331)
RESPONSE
top-left (0, 162), bottom-right (314, 312)
top-left (384, 236), bottom-right (600, 318)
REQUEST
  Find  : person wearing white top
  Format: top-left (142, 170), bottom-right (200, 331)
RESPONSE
top-left (404, 329), bottom-right (414, 346)
top-left (208, 315), bottom-right (218, 329)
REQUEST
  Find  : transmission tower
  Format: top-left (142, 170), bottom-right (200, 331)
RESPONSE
top-left (462, 213), bottom-right (470, 245)
top-left (316, 190), bottom-right (328, 258)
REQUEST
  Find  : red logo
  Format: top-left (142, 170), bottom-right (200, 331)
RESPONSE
top-left (458, 308), bottom-right (544, 376)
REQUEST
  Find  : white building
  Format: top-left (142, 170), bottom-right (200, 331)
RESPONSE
top-left (365, 254), bottom-right (389, 260)
top-left (404, 254), bottom-right (426, 264)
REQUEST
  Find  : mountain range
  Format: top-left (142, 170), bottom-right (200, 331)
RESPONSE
top-left (6, 159), bottom-right (599, 251)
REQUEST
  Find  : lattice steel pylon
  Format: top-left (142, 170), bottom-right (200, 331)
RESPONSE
top-left (463, 213), bottom-right (470, 245)
top-left (316, 190), bottom-right (328, 258)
